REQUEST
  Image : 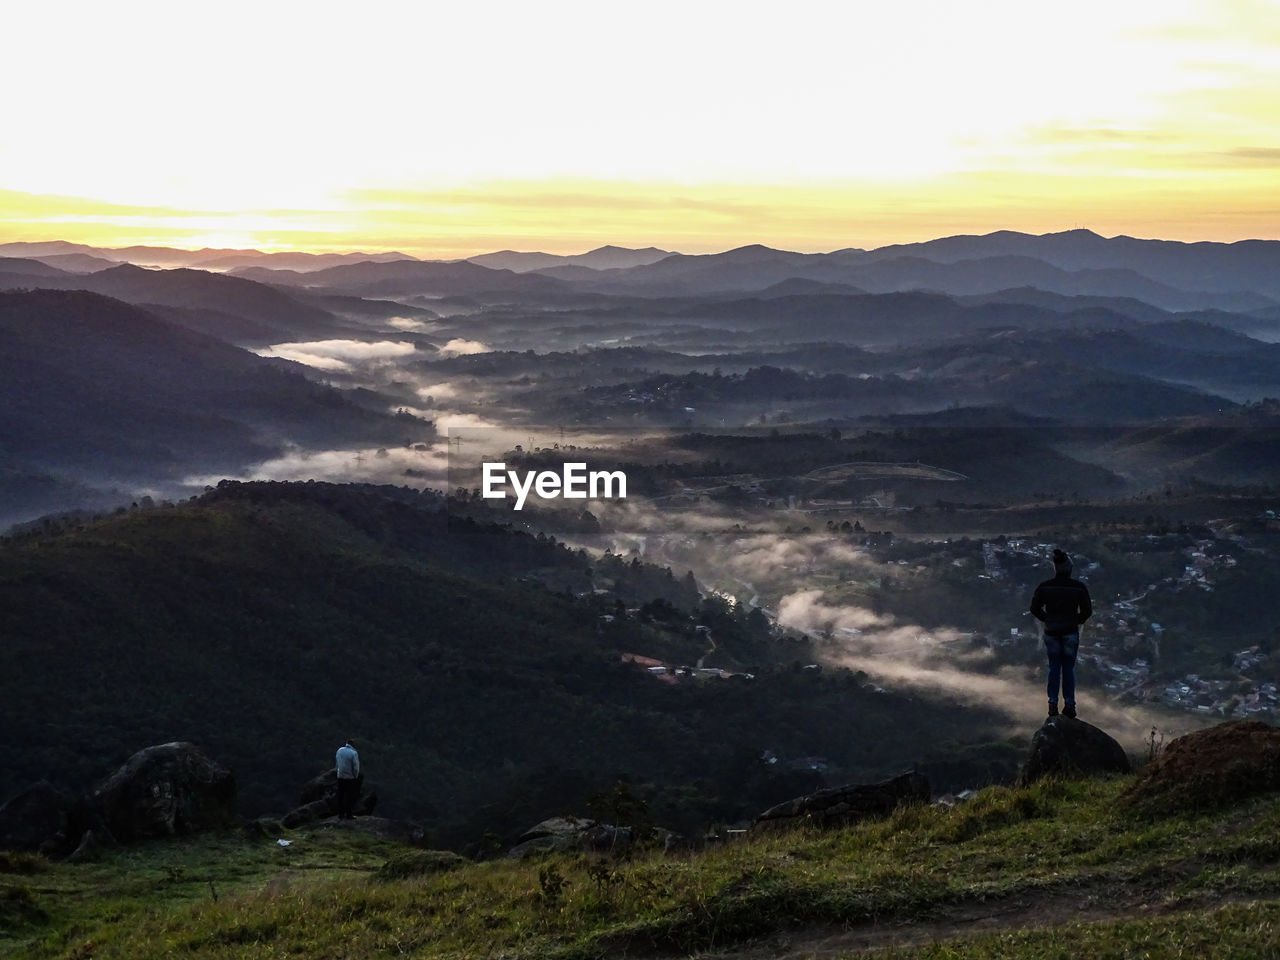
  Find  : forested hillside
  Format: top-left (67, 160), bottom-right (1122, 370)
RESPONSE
top-left (0, 482), bottom-right (1017, 847)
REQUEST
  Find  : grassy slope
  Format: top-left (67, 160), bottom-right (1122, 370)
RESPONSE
top-left (6, 773), bottom-right (1280, 959)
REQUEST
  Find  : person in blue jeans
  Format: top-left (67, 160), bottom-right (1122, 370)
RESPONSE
top-left (1030, 549), bottom-right (1093, 718)
top-left (335, 739), bottom-right (361, 819)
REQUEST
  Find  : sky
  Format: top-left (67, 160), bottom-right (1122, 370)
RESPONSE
top-left (2, 0), bottom-right (1278, 256)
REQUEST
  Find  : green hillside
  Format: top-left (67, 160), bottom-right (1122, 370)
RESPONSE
top-left (1, 482), bottom-right (1016, 848)
top-left (6, 768), bottom-right (1280, 958)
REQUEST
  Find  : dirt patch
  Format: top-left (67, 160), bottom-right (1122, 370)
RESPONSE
top-left (686, 881), bottom-right (1272, 959)
top-left (1120, 719), bottom-right (1280, 817)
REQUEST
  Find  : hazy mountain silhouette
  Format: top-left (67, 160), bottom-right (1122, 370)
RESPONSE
top-left (0, 257), bottom-right (72, 279)
top-left (526, 263), bottom-right (609, 282)
top-left (26, 252), bottom-right (119, 273)
top-left (828, 254), bottom-right (1270, 312)
top-left (889, 322), bottom-right (1278, 406)
top-left (553, 245), bottom-right (840, 296)
top-left (232, 259), bottom-right (570, 298)
top-left (0, 290), bottom-right (429, 524)
top-left (756, 278), bottom-right (869, 298)
top-left (190, 250), bottom-right (417, 272)
top-left (0, 240), bottom-right (104, 259)
top-left (470, 245), bottom-right (672, 273)
top-left (0, 261), bottom-right (350, 344)
top-left (844, 229), bottom-right (1280, 299)
top-left (664, 291), bottom-right (1144, 346)
top-left (955, 287), bottom-right (1173, 324)
top-left (0, 241), bottom-right (416, 272)
top-left (544, 244), bottom-right (1274, 311)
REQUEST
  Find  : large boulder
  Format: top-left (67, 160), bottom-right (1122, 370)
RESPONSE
top-left (1018, 717), bottom-right (1130, 786)
top-left (90, 742), bottom-right (236, 841)
top-left (508, 816), bottom-right (621, 858)
top-left (281, 799), bottom-right (337, 829)
top-left (506, 815), bottom-right (680, 858)
top-left (299, 768), bottom-right (342, 806)
top-left (0, 780), bottom-right (75, 854)
top-left (751, 771), bottom-right (931, 833)
top-left (1120, 719), bottom-right (1280, 817)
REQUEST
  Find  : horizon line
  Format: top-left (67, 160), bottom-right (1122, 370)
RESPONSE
top-left (6, 226), bottom-right (1280, 263)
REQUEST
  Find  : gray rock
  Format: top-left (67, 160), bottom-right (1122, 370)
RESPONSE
top-left (299, 768), bottom-right (339, 806)
top-left (751, 771), bottom-right (931, 833)
top-left (1018, 716), bottom-right (1131, 786)
top-left (508, 815), bottom-right (598, 858)
top-left (90, 742), bottom-right (236, 841)
top-left (507, 815), bottom-right (681, 858)
top-left (280, 799), bottom-right (334, 829)
top-left (288, 770), bottom-right (376, 825)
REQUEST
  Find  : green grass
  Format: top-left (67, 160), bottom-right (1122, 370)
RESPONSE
top-left (6, 776), bottom-right (1280, 958)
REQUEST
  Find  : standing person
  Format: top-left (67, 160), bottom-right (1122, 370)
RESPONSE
top-left (1030, 549), bottom-right (1092, 719)
top-left (335, 739), bottom-right (360, 820)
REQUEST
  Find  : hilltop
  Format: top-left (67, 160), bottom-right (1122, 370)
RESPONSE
top-left (5, 742), bottom-right (1280, 958)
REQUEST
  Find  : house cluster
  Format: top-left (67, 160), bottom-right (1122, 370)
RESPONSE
top-left (1180, 540), bottom-right (1237, 590)
top-left (1155, 664), bottom-right (1278, 717)
top-left (760, 749), bottom-right (829, 773)
top-left (978, 535), bottom-right (1277, 719)
top-left (1085, 654), bottom-right (1151, 695)
top-left (619, 652), bottom-right (754, 683)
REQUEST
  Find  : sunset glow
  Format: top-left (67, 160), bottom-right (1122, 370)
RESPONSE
top-left (3, 0), bottom-right (1277, 254)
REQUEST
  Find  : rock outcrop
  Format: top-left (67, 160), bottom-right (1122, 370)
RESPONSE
top-left (750, 771), bottom-right (931, 833)
top-left (90, 742), bottom-right (237, 841)
top-left (508, 816), bottom-right (629, 858)
top-left (281, 769), bottom-right (377, 827)
top-left (506, 815), bottom-right (680, 858)
top-left (1018, 717), bottom-right (1130, 786)
top-left (1120, 719), bottom-right (1280, 816)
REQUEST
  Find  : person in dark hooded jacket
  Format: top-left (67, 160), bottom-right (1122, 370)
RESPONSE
top-left (1030, 549), bottom-right (1092, 718)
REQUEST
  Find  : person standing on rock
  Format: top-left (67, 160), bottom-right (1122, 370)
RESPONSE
top-left (1030, 549), bottom-right (1092, 719)
top-left (335, 739), bottom-right (360, 820)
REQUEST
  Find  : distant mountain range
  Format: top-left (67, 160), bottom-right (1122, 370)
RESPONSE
top-left (229, 258), bottom-right (569, 299)
top-left (0, 240), bottom-right (415, 272)
top-left (0, 259), bottom-right (350, 344)
top-left (6, 231), bottom-right (1278, 311)
top-left (532, 234), bottom-right (1280, 310)
top-left (847, 228), bottom-right (1280, 295)
top-left (3, 227), bottom-right (1278, 526)
top-left (0, 240), bottom-right (674, 275)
